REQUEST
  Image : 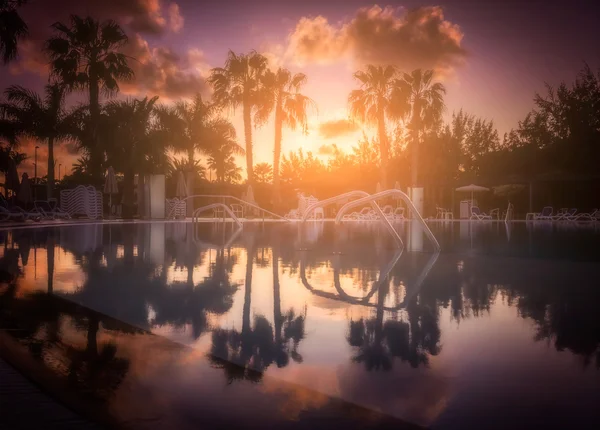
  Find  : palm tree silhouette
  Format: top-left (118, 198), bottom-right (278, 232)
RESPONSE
top-left (0, 0), bottom-right (28, 64)
top-left (103, 96), bottom-right (166, 218)
top-left (208, 50), bottom-right (269, 184)
top-left (349, 65), bottom-right (404, 188)
top-left (259, 68), bottom-right (315, 203)
top-left (205, 118), bottom-right (245, 183)
top-left (45, 15), bottom-right (133, 182)
top-left (397, 69), bottom-right (446, 187)
top-left (156, 93), bottom-right (218, 170)
top-left (0, 83), bottom-right (80, 197)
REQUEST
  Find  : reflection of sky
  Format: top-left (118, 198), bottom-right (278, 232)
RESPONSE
top-left (3, 222), bottom-right (600, 428)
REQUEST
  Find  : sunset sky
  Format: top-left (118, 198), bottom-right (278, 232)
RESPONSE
top-left (2, 0), bottom-right (598, 178)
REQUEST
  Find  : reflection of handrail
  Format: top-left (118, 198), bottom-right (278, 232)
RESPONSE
top-left (300, 250), bottom-right (439, 311)
top-left (169, 194), bottom-right (287, 221)
top-left (333, 249), bottom-right (403, 301)
top-left (192, 204), bottom-right (243, 228)
top-left (335, 190), bottom-right (441, 252)
top-left (193, 225), bottom-right (243, 248)
top-left (301, 190), bottom-right (402, 248)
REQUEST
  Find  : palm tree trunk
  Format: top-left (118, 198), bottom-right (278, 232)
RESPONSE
top-left (243, 100), bottom-right (254, 184)
top-left (410, 101), bottom-right (422, 188)
top-left (273, 102), bottom-right (283, 205)
top-left (377, 107), bottom-right (388, 188)
top-left (89, 77), bottom-right (102, 184)
top-left (47, 137), bottom-right (55, 199)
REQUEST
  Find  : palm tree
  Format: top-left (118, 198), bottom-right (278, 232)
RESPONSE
top-left (156, 93), bottom-right (217, 166)
top-left (45, 15), bottom-right (133, 183)
top-left (208, 50), bottom-right (269, 184)
top-left (259, 68), bottom-right (314, 199)
top-left (397, 69), bottom-right (446, 187)
top-left (0, 83), bottom-right (79, 197)
top-left (254, 162), bottom-right (273, 184)
top-left (349, 65), bottom-right (405, 188)
top-left (0, 0), bottom-right (28, 64)
top-left (103, 96), bottom-right (165, 218)
top-left (205, 118), bottom-right (244, 183)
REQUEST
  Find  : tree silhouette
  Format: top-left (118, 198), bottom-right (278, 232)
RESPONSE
top-left (102, 96), bottom-right (166, 218)
top-left (259, 67), bottom-right (315, 202)
top-left (396, 69), bottom-right (446, 188)
top-left (0, 83), bottom-right (80, 197)
top-left (0, 0), bottom-right (28, 64)
top-left (208, 50), bottom-right (269, 184)
top-left (349, 65), bottom-right (404, 188)
top-left (45, 15), bottom-right (133, 182)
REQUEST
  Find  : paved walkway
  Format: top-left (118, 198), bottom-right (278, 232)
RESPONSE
top-left (0, 358), bottom-right (104, 430)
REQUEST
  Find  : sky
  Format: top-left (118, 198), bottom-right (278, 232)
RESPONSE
top-left (2, 0), bottom-right (599, 179)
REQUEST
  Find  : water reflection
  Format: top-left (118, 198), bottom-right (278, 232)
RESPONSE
top-left (1, 222), bottom-right (600, 428)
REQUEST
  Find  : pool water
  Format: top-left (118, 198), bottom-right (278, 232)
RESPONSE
top-left (1, 221), bottom-right (599, 429)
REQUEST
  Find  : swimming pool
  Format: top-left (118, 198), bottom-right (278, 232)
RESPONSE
top-left (1, 220), bottom-right (599, 429)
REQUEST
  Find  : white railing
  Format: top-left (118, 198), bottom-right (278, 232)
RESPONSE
top-left (335, 189), bottom-right (441, 252)
top-left (301, 190), bottom-right (403, 248)
top-left (168, 194), bottom-right (287, 221)
top-left (192, 203), bottom-right (243, 228)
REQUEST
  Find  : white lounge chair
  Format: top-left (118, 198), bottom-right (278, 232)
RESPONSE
top-left (34, 200), bottom-right (71, 220)
top-left (470, 206), bottom-right (492, 221)
top-left (553, 208), bottom-right (577, 221)
top-left (394, 207), bottom-right (405, 220)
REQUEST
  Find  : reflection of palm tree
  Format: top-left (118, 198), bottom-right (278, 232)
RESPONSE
top-left (149, 247), bottom-right (239, 340)
top-left (210, 245), bottom-right (307, 382)
top-left (273, 247), bottom-right (306, 367)
top-left (348, 278), bottom-right (440, 370)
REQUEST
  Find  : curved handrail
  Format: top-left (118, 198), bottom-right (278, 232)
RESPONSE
top-left (192, 203), bottom-right (242, 228)
top-left (300, 249), bottom-right (439, 311)
top-left (301, 190), bottom-right (403, 248)
top-left (168, 194), bottom-right (287, 221)
top-left (335, 189), bottom-right (441, 252)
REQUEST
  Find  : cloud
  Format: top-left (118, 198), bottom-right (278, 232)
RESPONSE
top-left (120, 35), bottom-right (210, 100)
top-left (20, 0), bottom-right (180, 38)
top-left (318, 119), bottom-right (359, 139)
top-left (286, 6), bottom-right (466, 76)
top-left (168, 3), bottom-right (184, 32)
top-left (11, 0), bottom-right (185, 76)
top-left (317, 144), bottom-right (336, 156)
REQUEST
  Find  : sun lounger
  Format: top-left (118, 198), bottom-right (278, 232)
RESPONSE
top-left (34, 200), bottom-right (71, 220)
top-left (470, 206), bottom-right (492, 221)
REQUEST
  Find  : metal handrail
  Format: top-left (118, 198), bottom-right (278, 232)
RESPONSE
top-left (168, 194), bottom-right (288, 221)
top-left (192, 203), bottom-right (242, 228)
top-left (335, 189), bottom-right (441, 252)
top-left (301, 190), bottom-right (403, 248)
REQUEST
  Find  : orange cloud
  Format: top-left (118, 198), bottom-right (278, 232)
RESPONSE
top-left (286, 6), bottom-right (466, 76)
top-left (115, 35), bottom-right (211, 100)
top-left (11, 0), bottom-right (185, 77)
top-left (318, 119), bottom-right (359, 139)
top-left (168, 3), bottom-right (184, 32)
